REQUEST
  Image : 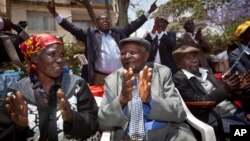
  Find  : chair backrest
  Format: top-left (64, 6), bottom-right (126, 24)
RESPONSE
top-left (175, 88), bottom-right (216, 141)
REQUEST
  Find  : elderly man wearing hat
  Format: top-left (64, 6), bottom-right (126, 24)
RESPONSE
top-left (98, 37), bottom-right (197, 141)
top-left (144, 15), bottom-right (178, 74)
top-left (228, 20), bottom-right (250, 120)
top-left (173, 45), bottom-right (250, 138)
top-left (177, 19), bottom-right (212, 72)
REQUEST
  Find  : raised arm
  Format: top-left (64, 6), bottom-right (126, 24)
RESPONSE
top-left (47, 0), bottom-right (87, 42)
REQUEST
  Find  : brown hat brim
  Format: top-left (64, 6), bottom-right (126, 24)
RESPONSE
top-left (172, 46), bottom-right (200, 64)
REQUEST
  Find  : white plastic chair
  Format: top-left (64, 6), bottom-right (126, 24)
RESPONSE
top-left (175, 88), bottom-right (216, 141)
top-left (94, 89), bottom-right (217, 141)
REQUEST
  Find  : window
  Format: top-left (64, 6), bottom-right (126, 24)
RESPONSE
top-left (27, 11), bottom-right (56, 31)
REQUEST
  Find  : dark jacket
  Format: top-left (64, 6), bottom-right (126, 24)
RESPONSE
top-left (59, 15), bottom-right (148, 84)
top-left (0, 73), bottom-right (98, 141)
top-left (145, 32), bottom-right (178, 74)
top-left (173, 70), bottom-right (231, 122)
top-left (228, 45), bottom-right (250, 74)
top-left (228, 45), bottom-right (250, 113)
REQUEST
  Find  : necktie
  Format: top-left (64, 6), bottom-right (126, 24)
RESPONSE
top-left (128, 76), bottom-right (145, 140)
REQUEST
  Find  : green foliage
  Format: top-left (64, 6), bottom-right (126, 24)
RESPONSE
top-left (63, 41), bottom-right (85, 76)
top-left (154, 0), bottom-right (249, 54)
top-left (211, 18), bottom-right (249, 53)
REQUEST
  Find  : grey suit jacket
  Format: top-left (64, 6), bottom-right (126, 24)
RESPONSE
top-left (98, 63), bottom-right (187, 140)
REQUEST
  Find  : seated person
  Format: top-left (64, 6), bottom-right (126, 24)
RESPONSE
top-left (98, 37), bottom-right (197, 141)
top-left (0, 34), bottom-right (98, 140)
top-left (228, 20), bottom-right (250, 119)
top-left (172, 45), bottom-right (250, 134)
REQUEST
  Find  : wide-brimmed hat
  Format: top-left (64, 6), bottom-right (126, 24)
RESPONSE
top-left (235, 20), bottom-right (250, 38)
top-left (119, 37), bottom-right (151, 52)
top-left (172, 46), bottom-right (200, 64)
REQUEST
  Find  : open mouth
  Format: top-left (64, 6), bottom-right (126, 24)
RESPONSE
top-left (125, 61), bottom-right (136, 68)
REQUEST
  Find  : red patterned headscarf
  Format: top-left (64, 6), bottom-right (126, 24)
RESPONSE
top-left (19, 34), bottom-right (63, 73)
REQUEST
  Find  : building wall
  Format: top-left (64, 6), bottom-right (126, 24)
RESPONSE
top-left (10, 1), bottom-right (114, 43)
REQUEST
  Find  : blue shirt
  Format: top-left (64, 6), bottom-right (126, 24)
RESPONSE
top-left (123, 99), bottom-right (167, 131)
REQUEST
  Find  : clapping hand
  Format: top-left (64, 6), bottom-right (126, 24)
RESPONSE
top-left (138, 66), bottom-right (152, 103)
top-left (240, 70), bottom-right (250, 89)
top-left (5, 91), bottom-right (28, 129)
top-left (56, 89), bottom-right (73, 123)
top-left (120, 68), bottom-right (135, 107)
top-left (222, 72), bottom-right (242, 93)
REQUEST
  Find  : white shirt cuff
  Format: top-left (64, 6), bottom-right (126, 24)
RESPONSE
top-left (144, 12), bottom-right (150, 18)
top-left (0, 18), bottom-right (4, 30)
top-left (55, 15), bottom-right (63, 24)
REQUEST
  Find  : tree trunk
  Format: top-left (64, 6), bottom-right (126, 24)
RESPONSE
top-left (116, 0), bottom-right (129, 26)
top-left (76, 0), bottom-right (96, 25)
top-left (105, 0), bottom-right (112, 24)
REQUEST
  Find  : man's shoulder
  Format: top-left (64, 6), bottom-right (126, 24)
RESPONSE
top-left (229, 47), bottom-right (242, 57)
top-left (233, 47), bottom-right (242, 53)
top-left (173, 70), bottom-right (186, 79)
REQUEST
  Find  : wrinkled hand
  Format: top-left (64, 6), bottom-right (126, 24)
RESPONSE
top-left (5, 91), bottom-right (28, 129)
top-left (47, 0), bottom-right (58, 17)
top-left (246, 113), bottom-right (250, 121)
top-left (240, 70), bottom-right (250, 89)
top-left (57, 89), bottom-right (73, 123)
top-left (138, 66), bottom-right (152, 103)
top-left (1, 18), bottom-right (15, 31)
top-left (120, 68), bottom-right (134, 107)
top-left (148, 0), bottom-right (158, 14)
top-left (222, 72), bottom-right (242, 93)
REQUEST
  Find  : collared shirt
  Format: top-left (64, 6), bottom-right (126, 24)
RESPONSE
top-left (149, 31), bottom-right (168, 64)
top-left (94, 31), bottom-right (122, 74)
top-left (123, 99), bottom-right (167, 131)
top-left (142, 102), bottom-right (167, 130)
top-left (55, 13), bottom-right (151, 74)
top-left (241, 44), bottom-right (250, 55)
top-left (182, 68), bottom-right (215, 94)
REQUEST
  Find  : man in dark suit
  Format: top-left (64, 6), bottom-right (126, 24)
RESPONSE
top-left (228, 20), bottom-right (250, 119)
top-left (47, 0), bottom-right (157, 85)
top-left (144, 16), bottom-right (178, 74)
top-left (172, 45), bottom-right (250, 135)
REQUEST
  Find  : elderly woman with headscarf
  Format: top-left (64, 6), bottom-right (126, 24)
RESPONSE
top-left (0, 34), bottom-right (98, 141)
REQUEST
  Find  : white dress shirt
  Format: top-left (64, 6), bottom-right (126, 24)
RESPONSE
top-left (149, 31), bottom-right (167, 64)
